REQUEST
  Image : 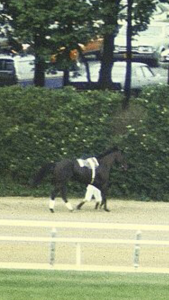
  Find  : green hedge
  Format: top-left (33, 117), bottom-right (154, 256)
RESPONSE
top-left (114, 85), bottom-right (169, 201)
top-left (0, 84), bottom-right (168, 201)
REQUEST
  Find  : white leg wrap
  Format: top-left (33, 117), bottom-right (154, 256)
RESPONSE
top-left (65, 202), bottom-right (73, 211)
top-left (49, 199), bottom-right (55, 210)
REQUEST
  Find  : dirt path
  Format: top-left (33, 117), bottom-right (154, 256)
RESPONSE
top-left (0, 197), bottom-right (169, 269)
top-left (0, 196), bottom-right (169, 223)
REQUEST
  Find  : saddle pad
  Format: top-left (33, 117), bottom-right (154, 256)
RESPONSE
top-left (77, 157), bottom-right (99, 184)
top-left (77, 157), bottom-right (99, 169)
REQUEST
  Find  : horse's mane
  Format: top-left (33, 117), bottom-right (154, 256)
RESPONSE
top-left (96, 146), bottom-right (119, 159)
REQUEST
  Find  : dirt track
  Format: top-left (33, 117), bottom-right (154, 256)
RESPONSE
top-left (0, 197), bottom-right (169, 269)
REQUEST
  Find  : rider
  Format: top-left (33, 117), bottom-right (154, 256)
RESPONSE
top-left (80, 154), bottom-right (102, 206)
top-left (84, 184), bottom-right (102, 204)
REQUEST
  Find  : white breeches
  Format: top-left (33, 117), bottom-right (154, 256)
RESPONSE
top-left (85, 184), bottom-right (102, 203)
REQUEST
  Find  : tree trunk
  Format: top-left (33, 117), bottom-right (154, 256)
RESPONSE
top-left (34, 35), bottom-right (45, 87)
top-left (63, 69), bottom-right (69, 86)
top-left (34, 54), bottom-right (45, 87)
top-left (123, 0), bottom-right (133, 109)
top-left (98, 33), bottom-right (114, 89)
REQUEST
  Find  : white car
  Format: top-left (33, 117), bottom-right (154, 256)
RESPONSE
top-left (69, 61), bottom-right (167, 90)
top-left (160, 48), bottom-right (169, 62)
top-left (114, 22), bottom-right (169, 66)
top-left (0, 54), bottom-right (35, 86)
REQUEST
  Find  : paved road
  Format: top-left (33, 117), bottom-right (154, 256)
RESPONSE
top-left (153, 64), bottom-right (169, 78)
top-left (44, 62), bottom-right (169, 89)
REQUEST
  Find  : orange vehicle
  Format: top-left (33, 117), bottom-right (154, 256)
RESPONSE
top-left (51, 37), bottom-right (103, 64)
top-left (81, 38), bottom-right (103, 58)
top-left (50, 47), bottom-right (79, 63)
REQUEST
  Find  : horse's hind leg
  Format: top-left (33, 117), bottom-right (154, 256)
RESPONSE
top-left (61, 185), bottom-right (73, 211)
top-left (49, 188), bottom-right (57, 213)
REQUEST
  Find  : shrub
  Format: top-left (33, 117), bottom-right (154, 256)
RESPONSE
top-left (115, 85), bottom-right (169, 201)
top-left (0, 85), bottom-right (122, 195)
top-left (0, 84), bottom-right (168, 201)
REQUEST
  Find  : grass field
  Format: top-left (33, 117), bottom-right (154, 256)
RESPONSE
top-left (0, 270), bottom-right (169, 300)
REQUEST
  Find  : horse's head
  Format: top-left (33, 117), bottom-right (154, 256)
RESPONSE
top-left (97, 147), bottom-right (128, 170)
top-left (114, 148), bottom-right (128, 171)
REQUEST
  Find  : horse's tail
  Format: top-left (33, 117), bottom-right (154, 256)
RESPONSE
top-left (32, 163), bottom-right (55, 187)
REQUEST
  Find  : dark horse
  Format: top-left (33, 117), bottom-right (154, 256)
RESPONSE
top-left (32, 147), bottom-right (127, 212)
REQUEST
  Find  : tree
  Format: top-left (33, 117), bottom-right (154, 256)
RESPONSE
top-left (89, 0), bottom-right (122, 89)
top-left (123, 0), bottom-right (157, 109)
top-left (1, 0), bottom-right (95, 87)
top-left (1, 0), bottom-right (59, 86)
top-left (89, 0), bottom-right (157, 92)
top-left (49, 0), bottom-right (95, 85)
top-left (0, 0), bottom-right (162, 91)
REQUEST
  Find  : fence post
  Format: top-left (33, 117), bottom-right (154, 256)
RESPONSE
top-left (49, 227), bottom-right (56, 266)
top-left (133, 230), bottom-right (142, 268)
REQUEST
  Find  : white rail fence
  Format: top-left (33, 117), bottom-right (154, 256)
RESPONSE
top-left (0, 220), bottom-right (169, 273)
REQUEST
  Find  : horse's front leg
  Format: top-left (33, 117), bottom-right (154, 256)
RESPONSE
top-left (101, 199), bottom-right (110, 212)
top-left (99, 188), bottom-right (110, 212)
top-left (61, 184), bottom-right (73, 212)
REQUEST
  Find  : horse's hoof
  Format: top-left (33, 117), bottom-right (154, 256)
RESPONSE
top-left (50, 208), bottom-right (54, 213)
top-left (65, 202), bottom-right (74, 211)
top-left (67, 207), bottom-right (74, 212)
top-left (76, 201), bottom-right (85, 210)
top-left (104, 208), bottom-right (110, 212)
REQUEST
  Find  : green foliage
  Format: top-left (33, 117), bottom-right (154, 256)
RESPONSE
top-left (0, 85), bottom-right (121, 192)
top-left (2, 0), bottom-right (94, 57)
top-left (116, 85), bottom-right (169, 201)
top-left (0, 85), bottom-right (168, 201)
top-left (132, 0), bottom-right (157, 33)
top-left (1, 0), bottom-right (159, 88)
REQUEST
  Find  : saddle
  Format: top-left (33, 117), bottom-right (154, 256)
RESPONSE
top-left (77, 157), bottom-right (99, 184)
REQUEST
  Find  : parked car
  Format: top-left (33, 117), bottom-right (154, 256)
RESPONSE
top-left (0, 54), bottom-right (35, 86)
top-left (114, 22), bottom-right (169, 66)
top-left (0, 54), bottom-right (63, 88)
top-left (69, 61), bottom-right (167, 91)
top-left (160, 48), bottom-right (169, 62)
